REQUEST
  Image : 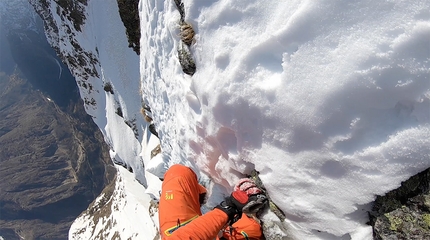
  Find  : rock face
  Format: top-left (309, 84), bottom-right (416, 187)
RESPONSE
top-left (370, 169), bottom-right (430, 239)
top-left (116, 0), bottom-right (140, 54)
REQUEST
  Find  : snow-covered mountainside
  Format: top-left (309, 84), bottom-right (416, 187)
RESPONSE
top-left (30, 0), bottom-right (429, 239)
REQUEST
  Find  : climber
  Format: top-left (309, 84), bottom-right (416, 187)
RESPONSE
top-left (158, 164), bottom-right (268, 239)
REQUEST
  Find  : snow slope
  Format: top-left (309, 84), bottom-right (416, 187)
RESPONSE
top-left (139, 0), bottom-right (430, 239)
top-left (31, 0), bottom-right (430, 239)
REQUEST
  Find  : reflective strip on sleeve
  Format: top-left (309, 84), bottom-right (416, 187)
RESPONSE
top-left (164, 215), bottom-right (199, 236)
top-left (241, 231), bottom-right (249, 240)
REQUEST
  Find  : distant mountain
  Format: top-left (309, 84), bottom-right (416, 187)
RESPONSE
top-left (1, 0), bottom-right (79, 108)
top-left (0, 70), bottom-right (116, 239)
top-left (0, 1), bottom-right (116, 239)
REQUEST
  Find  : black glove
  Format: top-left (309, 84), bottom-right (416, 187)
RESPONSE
top-left (216, 189), bottom-right (269, 221)
top-left (242, 193), bottom-right (268, 214)
top-left (214, 196), bottom-right (240, 223)
top-left (215, 190), bottom-right (258, 222)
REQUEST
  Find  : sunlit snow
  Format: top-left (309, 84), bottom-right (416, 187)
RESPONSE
top-left (60, 0), bottom-right (430, 239)
top-left (139, 0), bottom-right (430, 239)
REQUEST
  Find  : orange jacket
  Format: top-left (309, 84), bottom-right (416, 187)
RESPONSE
top-left (222, 213), bottom-right (262, 240)
top-left (159, 164), bottom-right (226, 239)
top-left (159, 165), bottom-right (262, 239)
top-left (164, 208), bottom-right (228, 239)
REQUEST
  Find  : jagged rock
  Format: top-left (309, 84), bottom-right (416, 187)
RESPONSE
top-left (178, 42), bottom-right (196, 76)
top-left (370, 168), bottom-right (430, 239)
top-left (173, 0), bottom-right (197, 75)
top-left (173, 0), bottom-right (185, 22)
top-left (179, 22), bottom-right (195, 46)
top-left (116, 0), bottom-right (140, 54)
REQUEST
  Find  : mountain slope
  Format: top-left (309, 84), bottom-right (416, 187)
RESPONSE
top-left (0, 1), bottom-right (115, 238)
top-left (0, 70), bottom-right (116, 240)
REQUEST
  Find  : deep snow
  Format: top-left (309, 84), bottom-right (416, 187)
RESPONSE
top-left (33, 0), bottom-right (429, 239)
top-left (138, 0), bottom-right (429, 239)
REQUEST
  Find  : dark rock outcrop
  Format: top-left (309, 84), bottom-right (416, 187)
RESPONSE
top-left (174, 0), bottom-right (196, 76)
top-left (116, 0), bottom-right (140, 54)
top-left (370, 168), bottom-right (430, 239)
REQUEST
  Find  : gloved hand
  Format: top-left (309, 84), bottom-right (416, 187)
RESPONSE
top-left (214, 195), bottom-right (241, 223)
top-left (234, 178), bottom-right (268, 214)
top-left (234, 178), bottom-right (263, 195)
top-left (215, 178), bottom-right (268, 222)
